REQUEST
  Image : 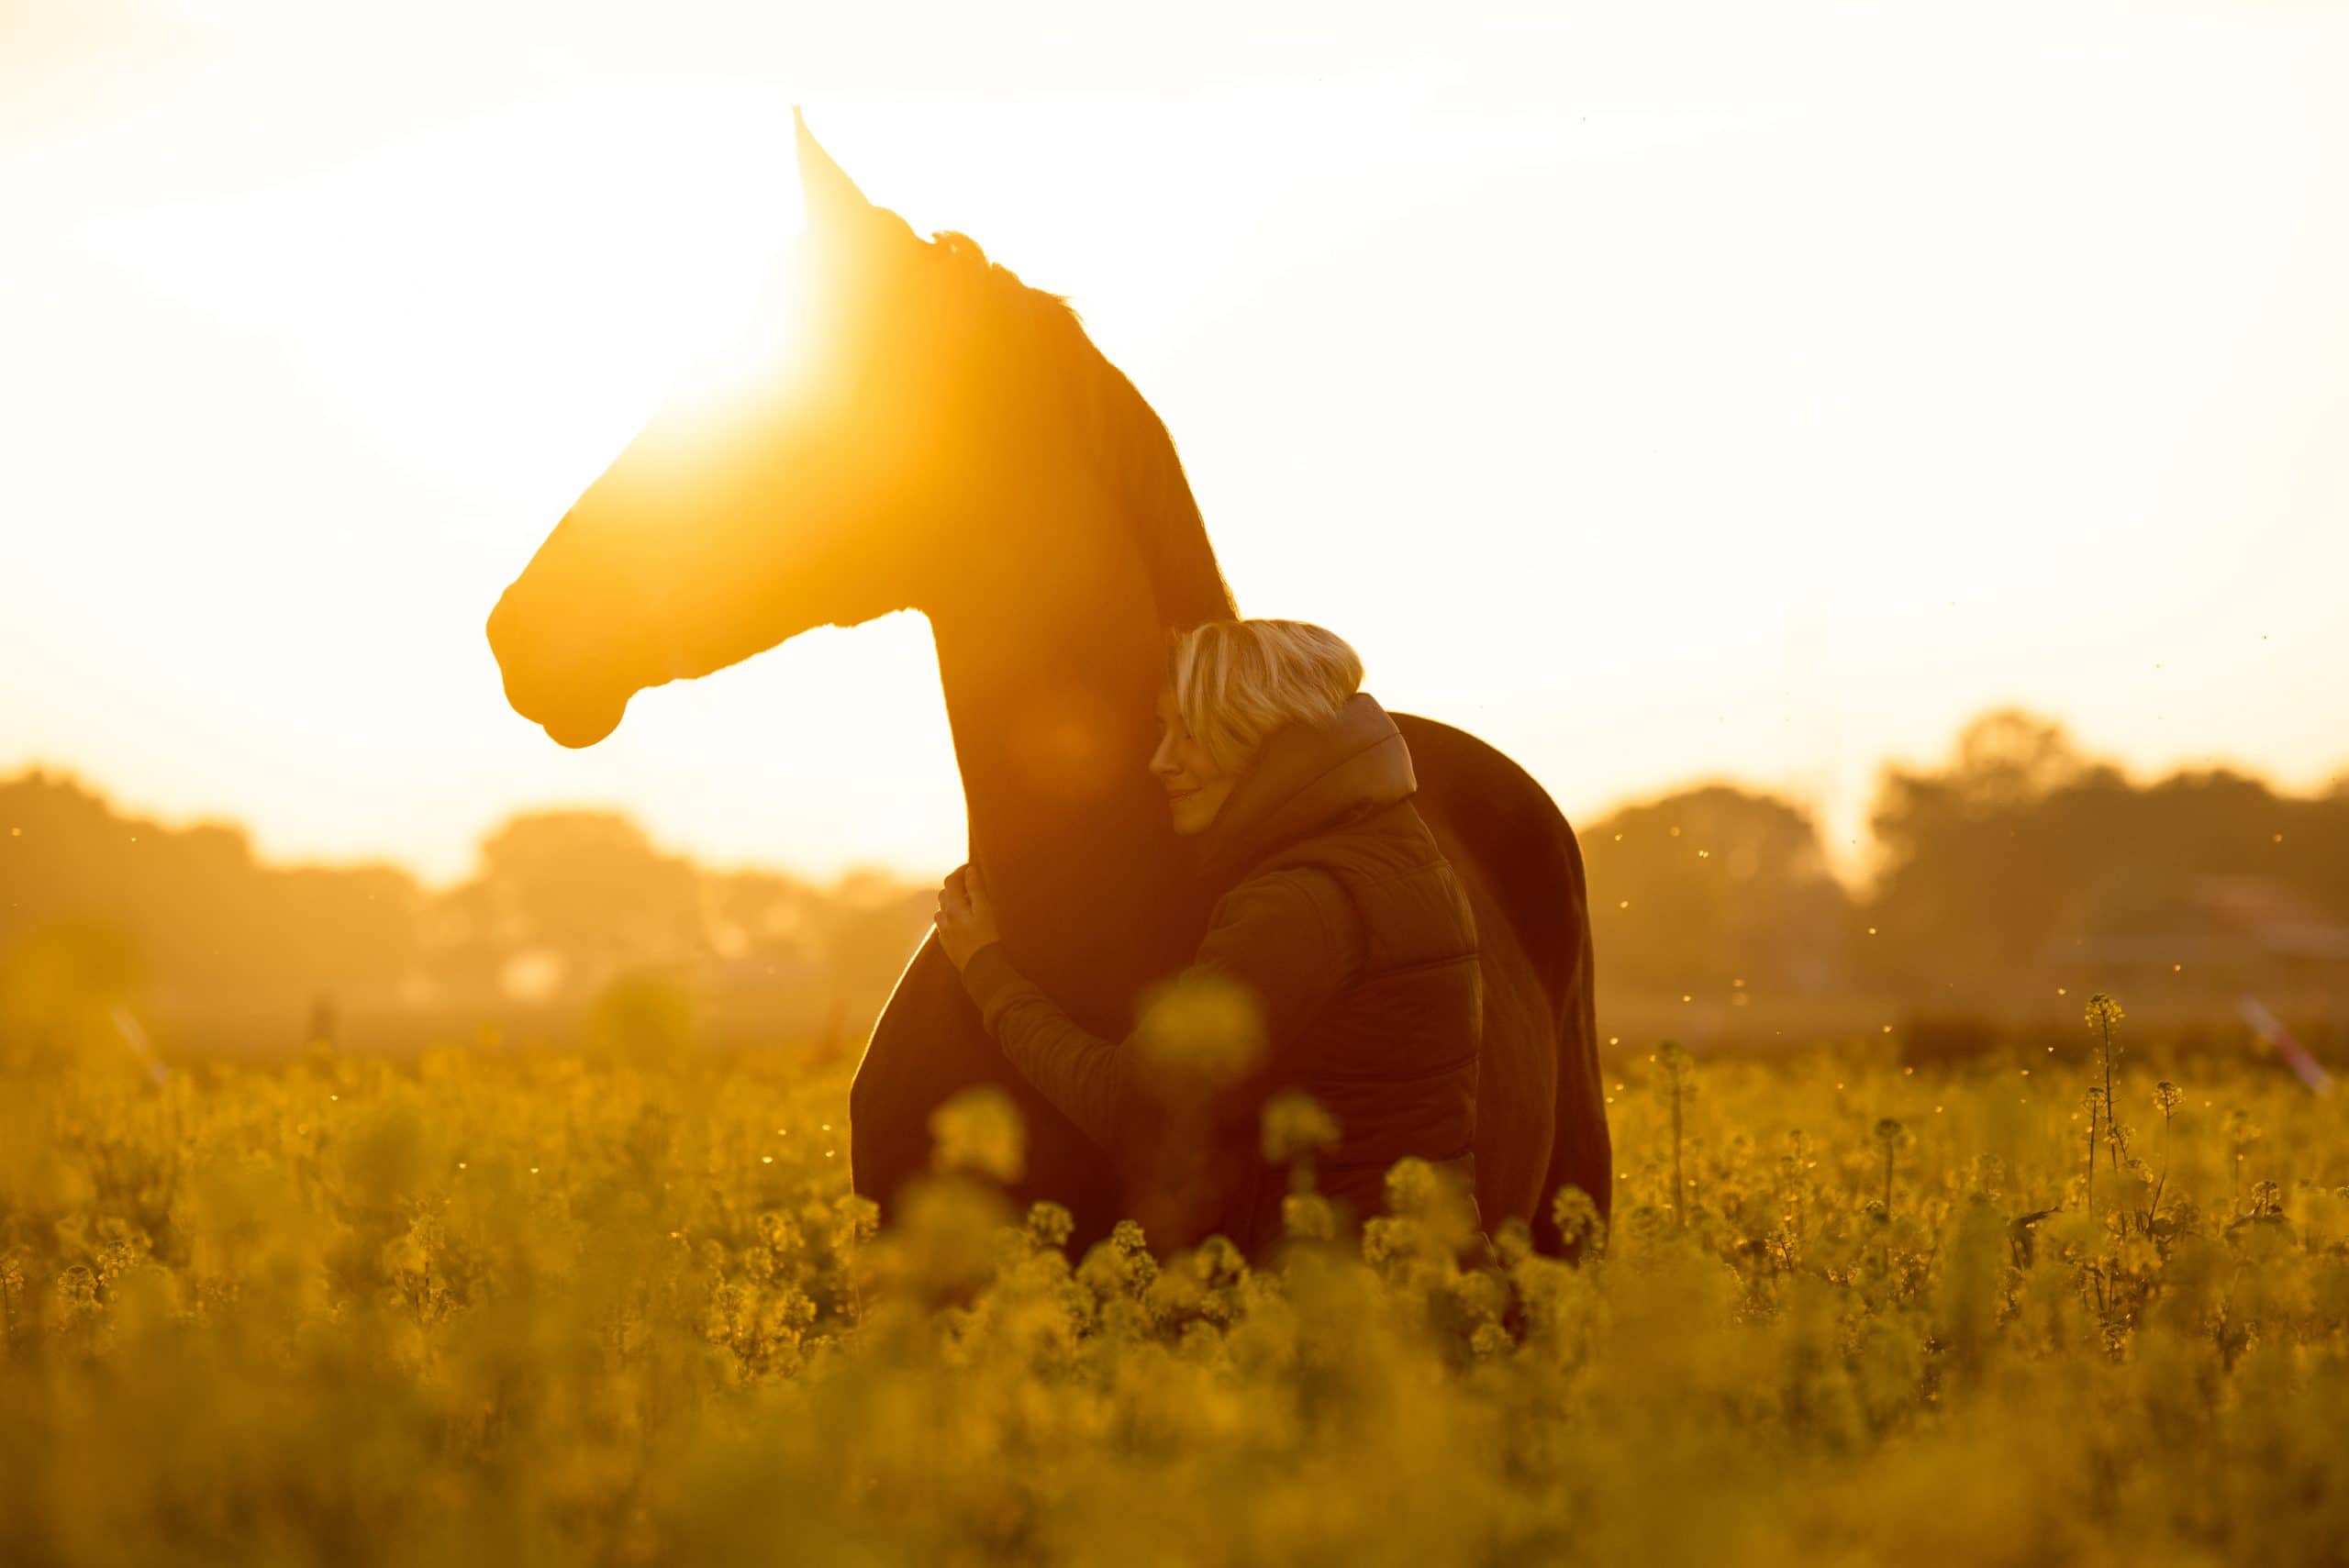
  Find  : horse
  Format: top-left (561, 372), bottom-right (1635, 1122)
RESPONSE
top-left (486, 112), bottom-right (1611, 1256)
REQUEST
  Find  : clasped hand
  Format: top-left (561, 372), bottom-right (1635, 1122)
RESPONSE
top-left (933, 862), bottom-right (1002, 970)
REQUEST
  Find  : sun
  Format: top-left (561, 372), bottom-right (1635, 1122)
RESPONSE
top-left (86, 79), bottom-right (820, 506)
top-left (658, 242), bottom-right (818, 429)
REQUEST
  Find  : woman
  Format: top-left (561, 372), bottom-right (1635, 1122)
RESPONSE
top-left (932, 619), bottom-right (1484, 1260)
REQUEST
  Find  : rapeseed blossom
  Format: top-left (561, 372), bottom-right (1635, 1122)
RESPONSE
top-left (2, 1006), bottom-right (2345, 1566)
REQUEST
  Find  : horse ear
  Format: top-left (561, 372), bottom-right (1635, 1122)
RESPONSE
top-left (794, 107), bottom-right (874, 232)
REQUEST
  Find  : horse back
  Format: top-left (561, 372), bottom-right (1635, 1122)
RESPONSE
top-left (1395, 712), bottom-right (1612, 1252)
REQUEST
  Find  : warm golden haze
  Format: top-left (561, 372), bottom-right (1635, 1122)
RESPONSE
top-left (8, 5), bottom-right (2349, 1562)
top-left (7, 3), bottom-right (2349, 879)
top-left (492, 108), bottom-right (1607, 1255)
top-left (488, 110), bottom-right (971, 751)
top-left (9, 707), bottom-right (2340, 1069)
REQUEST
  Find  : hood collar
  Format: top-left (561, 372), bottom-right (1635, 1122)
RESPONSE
top-left (1194, 692), bottom-right (1416, 884)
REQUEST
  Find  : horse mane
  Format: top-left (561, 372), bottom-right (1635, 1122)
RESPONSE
top-left (932, 231), bottom-right (1239, 630)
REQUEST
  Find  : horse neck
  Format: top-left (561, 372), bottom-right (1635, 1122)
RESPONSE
top-left (925, 472), bottom-right (1207, 1028)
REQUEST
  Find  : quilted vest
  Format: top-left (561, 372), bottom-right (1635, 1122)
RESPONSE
top-left (1196, 694), bottom-right (1483, 1253)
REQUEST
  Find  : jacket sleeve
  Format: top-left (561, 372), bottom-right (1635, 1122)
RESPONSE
top-left (957, 869), bottom-right (1358, 1152)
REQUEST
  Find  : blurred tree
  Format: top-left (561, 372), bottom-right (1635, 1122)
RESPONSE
top-left (0, 771), bottom-right (421, 1019)
top-left (1865, 711), bottom-right (2349, 998)
top-left (435, 811), bottom-right (708, 1001)
top-left (1864, 711), bottom-right (2106, 988)
top-left (1583, 784), bottom-right (1854, 998)
top-left (9, 706), bottom-right (2343, 1055)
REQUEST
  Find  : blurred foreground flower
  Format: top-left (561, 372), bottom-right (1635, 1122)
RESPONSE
top-left (928, 1084), bottom-right (1026, 1184)
top-left (1281, 1192), bottom-right (1335, 1242)
top-left (1134, 971), bottom-right (1265, 1107)
top-left (1261, 1092), bottom-right (1340, 1166)
top-left (1551, 1186), bottom-right (1602, 1253)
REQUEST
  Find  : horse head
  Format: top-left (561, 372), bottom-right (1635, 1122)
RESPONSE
top-left (487, 112), bottom-right (1062, 748)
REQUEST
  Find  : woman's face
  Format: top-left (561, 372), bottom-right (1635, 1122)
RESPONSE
top-left (1150, 685), bottom-right (1240, 836)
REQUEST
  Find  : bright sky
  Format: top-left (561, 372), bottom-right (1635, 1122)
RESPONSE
top-left (5, 0), bottom-right (2346, 886)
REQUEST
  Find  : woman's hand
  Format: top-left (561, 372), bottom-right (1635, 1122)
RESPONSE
top-left (934, 862), bottom-right (1003, 971)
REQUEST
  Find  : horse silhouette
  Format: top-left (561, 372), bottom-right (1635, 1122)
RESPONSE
top-left (487, 112), bottom-right (1610, 1255)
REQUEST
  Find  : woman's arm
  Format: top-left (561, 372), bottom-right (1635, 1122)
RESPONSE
top-left (941, 867), bottom-right (1358, 1151)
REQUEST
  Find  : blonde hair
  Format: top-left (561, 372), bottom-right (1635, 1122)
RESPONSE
top-left (1166, 619), bottom-right (1364, 774)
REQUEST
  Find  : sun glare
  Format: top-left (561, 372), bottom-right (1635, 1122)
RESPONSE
top-left (83, 81), bottom-right (811, 500)
top-left (9, 14), bottom-right (2349, 885)
top-left (658, 244), bottom-right (816, 428)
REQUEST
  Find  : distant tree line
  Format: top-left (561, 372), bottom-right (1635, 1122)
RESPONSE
top-left (0, 774), bottom-right (932, 1063)
top-left (5, 708), bottom-right (2344, 1062)
top-left (1582, 709), bottom-right (2349, 1029)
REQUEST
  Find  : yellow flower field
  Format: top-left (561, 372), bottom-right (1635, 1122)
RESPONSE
top-left (4, 1006), bottom-right (2345, 1566)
